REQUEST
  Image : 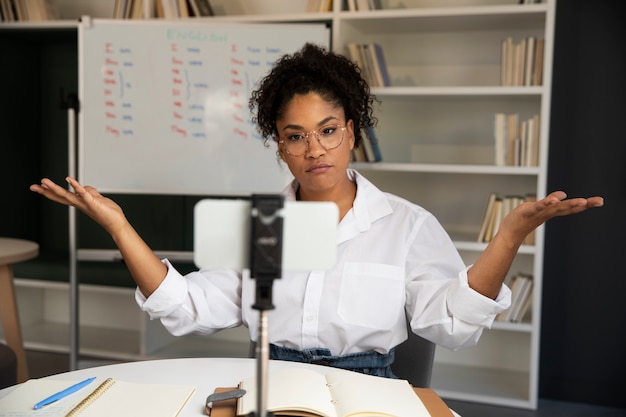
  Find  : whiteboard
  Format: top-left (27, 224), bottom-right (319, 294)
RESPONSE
top-left (78, 18), bottom-right (329, 195)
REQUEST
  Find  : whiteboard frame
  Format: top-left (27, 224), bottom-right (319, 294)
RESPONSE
top-left (77, 18), bottom-right (329, 196)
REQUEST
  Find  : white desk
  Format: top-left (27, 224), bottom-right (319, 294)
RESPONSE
top-left (0, 358), bottom-right (460, 416)
top-left (0, 358), bottom-right (328, 416)
top-left (0, 237), bottom-right (39, 383)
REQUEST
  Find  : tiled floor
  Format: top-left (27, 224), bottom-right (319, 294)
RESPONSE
top-left (24, 350), bottom-right (626, 417)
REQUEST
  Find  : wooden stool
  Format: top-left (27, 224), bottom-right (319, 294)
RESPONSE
top-left (0, 342), bottom-right (17, 389)
top-left (0, 237), bottom-right (39, 383)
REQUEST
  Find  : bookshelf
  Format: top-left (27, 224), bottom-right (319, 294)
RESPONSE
top-left (0, 0), bottom-right (555, 409)
top-left (337, 0), bottom-right (554, 410)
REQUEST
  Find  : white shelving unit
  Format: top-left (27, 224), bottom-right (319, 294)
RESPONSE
top-left (2, 278), bottom-right (250, 361)
top-left (1, 0), bottom-right (554, 409)
top-left (334, 1), bottom-right (555, 410)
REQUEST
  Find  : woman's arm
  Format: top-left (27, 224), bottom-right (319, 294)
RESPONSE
top-left (468, 191), bottom-right (604, 299)
top-left (30, 177), bottom-right (167, 296)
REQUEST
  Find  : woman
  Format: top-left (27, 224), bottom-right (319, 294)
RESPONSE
top-left (30, 43), bottom-right (603, 377)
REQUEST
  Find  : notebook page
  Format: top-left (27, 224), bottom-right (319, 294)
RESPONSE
top-left (325, 371), bottom-right (431, 417)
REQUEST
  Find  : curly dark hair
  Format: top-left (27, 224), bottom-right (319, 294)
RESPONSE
top-left (249, 43), bottom-right (378, 149)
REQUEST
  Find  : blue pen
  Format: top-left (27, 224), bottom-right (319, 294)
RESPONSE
top-left (33, 377), bottom-right (97, 410)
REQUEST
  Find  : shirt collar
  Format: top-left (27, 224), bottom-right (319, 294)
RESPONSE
top-left (282, 169), bottom-right (393, 233)
top-left (349, 169), bottom-right (393, 231)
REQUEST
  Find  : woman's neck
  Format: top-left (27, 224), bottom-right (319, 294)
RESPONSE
top-left (297, 179), bottom-right (357, 221)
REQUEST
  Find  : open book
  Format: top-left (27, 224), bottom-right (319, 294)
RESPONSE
top-left (0, 377), bottom-right (195, 417)
top-left (236, 368), bottom-right (432, 417)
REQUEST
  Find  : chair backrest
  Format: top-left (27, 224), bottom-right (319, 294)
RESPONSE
top-left (0, 343), bottom-right (17, 389)
top-left (390, 329), bottom-right (436, 388)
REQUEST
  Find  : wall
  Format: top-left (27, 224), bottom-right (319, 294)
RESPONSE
top-left (541, 0), bottom-right (626, 409)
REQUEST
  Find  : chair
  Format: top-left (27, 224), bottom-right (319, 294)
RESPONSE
top-left (0, 342), bottom-right (17, 389)
top-left (390, 326), bottom-right (436, 388)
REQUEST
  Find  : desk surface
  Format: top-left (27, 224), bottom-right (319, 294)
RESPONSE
top-left (0, 358), bottom-right (337, 416)
top-left (0, 357), bottom-right (460, 416)
top-left (0, 238), bottom-right (39, 265)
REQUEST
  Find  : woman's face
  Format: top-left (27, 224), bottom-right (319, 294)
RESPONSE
top-left (275, 93), bottom-right (355, 197)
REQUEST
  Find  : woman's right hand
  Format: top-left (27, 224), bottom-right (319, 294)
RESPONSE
top-left (30, 177), bottom-right (127, 236)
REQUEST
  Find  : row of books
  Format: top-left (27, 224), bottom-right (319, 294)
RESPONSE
top-left (350, 1), bottom-right (541, 12)
top-left (477, 192), bottom-right (537, 245)
top-left (494, 113), bottom-right (541, 167)
top-left (501, 36), bottom-right (545, 87)
top-left (113, 0), bottom-right (214, 19)
top-left (346, 0), bottom-right (383, 11)
top-left (496, 273), bottom-right (533, 323)
top-left (344, 42), bottom-right (391, 88)
top-left (0, 0), bottom-right (56, 21)
top-left (305, 0), bottom-right (332, 13)
top-left (351, 127), bottom-right (383, 163)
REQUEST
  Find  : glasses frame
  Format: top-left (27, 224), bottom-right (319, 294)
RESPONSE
top-left (278, 124), bottom-right (347, 157)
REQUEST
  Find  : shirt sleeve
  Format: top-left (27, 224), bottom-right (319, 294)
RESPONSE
top-left (405, 214), bottom-right (512, 351)
top-left (135, 258), bottom-right (244, 336)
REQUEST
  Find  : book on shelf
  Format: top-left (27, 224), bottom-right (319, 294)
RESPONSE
top-left (477, 193), bottom-right (536, 243)
top-left (352, 127), bottom-right (382, 163)
top-left (140, 0), bottom-right (199, 19)
top-left (306, 0), bottom-right (332, 12)
top-left (356, 0), bottom-right (371, 11)
top-left (0, 377), bottom-right (195, 417)
top-left (112, 0), bottom-right (121, 18)
top-left (354, 0), bottom-right (383, 11)
top-left (351, 143), bottom-right (369, 163)
top-left (369, 42), bottom-right (391, 87)
top-left (477, 192), bottom-right (497, 243)
top-left (506, 113), bottom-right (519, 166)
top-left (501, 36), bottom-right (544, 87)
top-left (365, 126), bottom-right (383, 162)
top-left (358, 43), bottom-right (376, 87)
top-left (501, 37), bottom-right (514, 86)
top-left (0, 0), bottom-right (15, 21)
top-left (344, 43), bottom-right (390, 88)
top-left (178, 0), bottom-right (189, 17)
top-left (494, 113), bottom-right (507, 166)
top-left (524, 36), bottom-right (536, 86)
top-left (345, 43), bottom-right (370, 85)
top-left (497, 273), bottom-right (533, 323)
top-left (533, 38), bottom-right (545, 86)
top-left (2, 0), bottom-right (56, 21)
top-left (493, 113), bottom-right (540, 167)
top-left (114, 0), bottom-right (143, 18)
top-left (362, 43), bottom-right (379, 86)
top-left (487, 197), bottom-right (504, 242)
top-left (189, 0), bottom-right (215, 17)
top-left (232, 367), bottom-right (446, 417)
top-left (514, 37), bottom-right (526, 87)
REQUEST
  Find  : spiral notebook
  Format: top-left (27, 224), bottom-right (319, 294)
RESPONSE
top-left (0, 377), bottom-right (195, 417)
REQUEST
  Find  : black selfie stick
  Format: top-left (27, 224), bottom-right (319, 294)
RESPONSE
top-left (248, 194), bottom-right (284, 417)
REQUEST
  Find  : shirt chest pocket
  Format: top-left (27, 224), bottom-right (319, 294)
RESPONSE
top-left (337, 262), bottom-right (405, 330)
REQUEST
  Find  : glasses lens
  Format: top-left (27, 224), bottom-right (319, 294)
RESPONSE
top-left (318, 124), bottom-right (344, 150)
top-left (281, 124), bottom-right (344, 156)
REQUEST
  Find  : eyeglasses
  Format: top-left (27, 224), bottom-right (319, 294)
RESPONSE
top-left (278, 124), bottom-right (346, 157)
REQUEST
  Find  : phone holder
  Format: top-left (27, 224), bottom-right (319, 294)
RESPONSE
top-left (249, 194), bottom-right (284, 417)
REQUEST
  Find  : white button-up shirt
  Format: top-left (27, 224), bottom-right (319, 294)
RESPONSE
top-left (136, 170), bottom-right (510, 355)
